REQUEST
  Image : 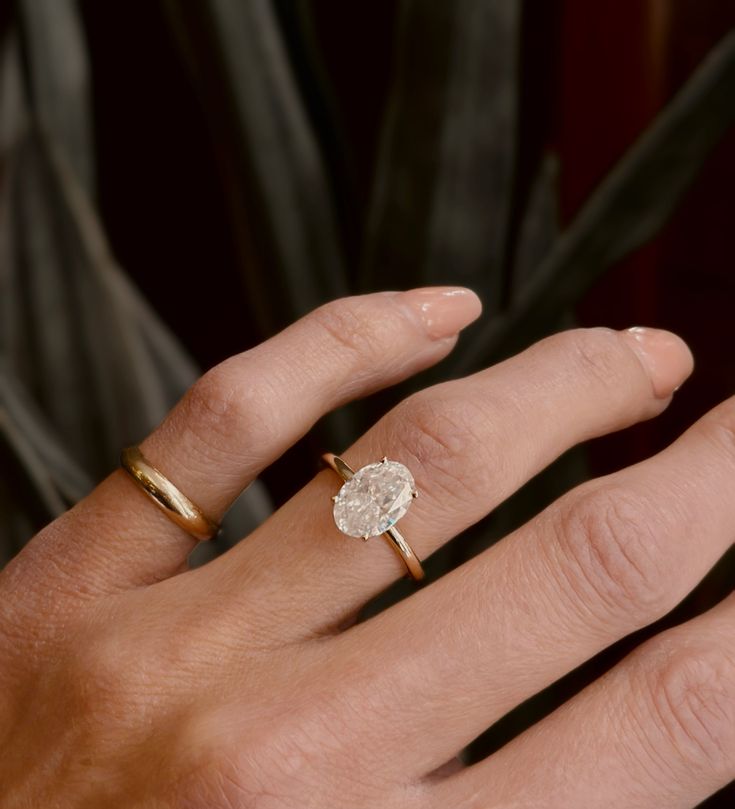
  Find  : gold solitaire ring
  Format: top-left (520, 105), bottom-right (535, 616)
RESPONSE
top-left (322, 454), bottom-right (425, 581)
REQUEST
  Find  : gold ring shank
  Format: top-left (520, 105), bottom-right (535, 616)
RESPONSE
top-left (322, 453), bottom-right (425, 582)
top-left (120, 446), bottom-right (219, 541)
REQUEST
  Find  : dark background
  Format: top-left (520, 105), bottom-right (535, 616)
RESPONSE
top-left (2, 1), bottom-right (734, 804)
top-left (81, 0), bottom-right (735, 492)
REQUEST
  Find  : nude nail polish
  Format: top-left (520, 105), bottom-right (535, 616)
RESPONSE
top-left (400, 287), bottom-right (483, 340)
top-left (623, 326), bottom-right (695, 398)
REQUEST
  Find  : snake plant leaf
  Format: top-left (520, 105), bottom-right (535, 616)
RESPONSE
top-left (16, 0), bottom-right (95, 194)
top-left (11, 130), bottom-right (176, 474)
top-left (0, 365), bottom-right (92, 563)
top-left (452, 29), bottom-right (735, 375)
top-left (271, 0), bottom-right (362, 269)
top-left (0, 434), bottom-right (54, 565)
top-left (0, 33), bottom-right (28, 367)
top-left (0, 366), bottom-right (92, 505)
top-left (510, 153), bottom-right (560, 299)
top-left (0, 10), bottom-right (272, 556)
top-left (1, 403), bottom-right (67, 520)
top-left (163, 0), bottom-right (348, 335)
top-left (362, 0), bottom-right (519, 315)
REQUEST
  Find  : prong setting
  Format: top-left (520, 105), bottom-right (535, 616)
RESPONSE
top-left (331, 458), bottom-right (417, 539)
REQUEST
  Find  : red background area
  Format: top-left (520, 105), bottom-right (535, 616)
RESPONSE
top-left (557, 1), bottom-right (735, 474)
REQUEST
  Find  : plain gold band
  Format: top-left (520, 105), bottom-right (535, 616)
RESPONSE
top-left (120, 446), bottom-right (219, 541)
top-left (322, 453), bottom-right (425, 582)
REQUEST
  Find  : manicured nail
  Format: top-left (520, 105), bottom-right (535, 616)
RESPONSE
top-left (623, 326), bottom-right (694, 398)
top-left (400, 286), bottom-right (483, 340)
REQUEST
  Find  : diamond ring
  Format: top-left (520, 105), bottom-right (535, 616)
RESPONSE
top-left (321, 453), bottom-right (425, 581)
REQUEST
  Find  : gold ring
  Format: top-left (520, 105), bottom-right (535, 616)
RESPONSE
top-left (120, 446), bottom-right (219, 540)
top-left (322, 453), bottom-right (424, 581)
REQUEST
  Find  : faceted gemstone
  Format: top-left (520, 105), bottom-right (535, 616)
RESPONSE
top-left (332, 459), bottom-right (416, 538)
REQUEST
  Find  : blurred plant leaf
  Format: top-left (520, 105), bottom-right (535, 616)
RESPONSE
top-left (0, 6), bottom-right (271, 555)
top-left (271, 0), bottom-right (361, 262)
top-left (361, 0), bottom-right (519, 314)
top-left (162, 0), bottom-right (361, 452)
top-left (162, 0), bottom-right (348, 336)
top-left (510, 152), bottom-right (560, 298)
top-left (0, 362), bottom-right (92, 563)
top-left (9, 114), bottom-right (194, 475)
top-left (16, 0), bottom-right (95, 193)
top-left (0, 365), bottom-right (92, 504)
top-left (451, 28), bottom-right (735, 375)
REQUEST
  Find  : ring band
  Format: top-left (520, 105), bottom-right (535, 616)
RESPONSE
top-left (322, 453), bottom-right (425, 582)
top-left (120, 446), bottom-right (219, 540)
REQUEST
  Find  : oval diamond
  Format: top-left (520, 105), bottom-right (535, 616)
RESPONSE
top-left (332, 459), bottom-right (416, 538)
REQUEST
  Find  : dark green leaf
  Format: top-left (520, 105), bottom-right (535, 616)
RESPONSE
top-left (452, 29), bottom-right (735, 374)
top-left (163, 0), bottom-right (348, 334)
top-left (361, 0), bottom-right (520, 314)
top-left (0, 365), bottom-right (92, 506)
top-left (17, 0), bottom-right (95, 193)
top-left (0, 10), bottom-right (272, 554)
top-left (510, 152), bottom-right (560, 298)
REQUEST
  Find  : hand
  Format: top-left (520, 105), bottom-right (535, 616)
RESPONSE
top-left (1, 288), bottom-right (732, 808)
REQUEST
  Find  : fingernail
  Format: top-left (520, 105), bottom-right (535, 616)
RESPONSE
top-left (399, 286), bottom-right (483, 340)
top-left (622, 326), bottom-right (695, 398)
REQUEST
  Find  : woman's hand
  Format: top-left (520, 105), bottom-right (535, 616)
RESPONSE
top-left (1, 288), bottom-right (733, 808)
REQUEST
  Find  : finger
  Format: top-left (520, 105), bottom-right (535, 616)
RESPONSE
top-left (210, 325), bottom-right (693, 636)
top-left (434, 591), bottom-right (735, 809)
top-left (10, 289), bottom-right (481, 593)
top-left (330, 390), bottom-right (735, 777)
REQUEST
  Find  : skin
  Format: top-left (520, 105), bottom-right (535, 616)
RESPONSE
top-left (0, 286), bottom-right (733, 808)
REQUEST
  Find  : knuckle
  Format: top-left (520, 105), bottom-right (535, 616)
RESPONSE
top-left (177, 696), bottom-right (362, 809)
top-left (555, 327), bottom-right (635, 391)
top-left (73, 638), bottom-right (129, 716)
top-left (552, 483), bottom-right (671, 623)
top-left (182, 361), bottom-right (277, 455)
top-left (308, 297), bottom-right (387, 360)
top-left (176, 678), bottom-right (424, 809)
top-left (641, 638), bottom-right (735, 776)
top-left (69, 632), bottom-right (146, 724)
top-left (390, 390), bottom-right (494, 501)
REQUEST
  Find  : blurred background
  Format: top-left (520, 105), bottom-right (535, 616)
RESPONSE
top-left (1, 1), bottom-right (734, 804)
